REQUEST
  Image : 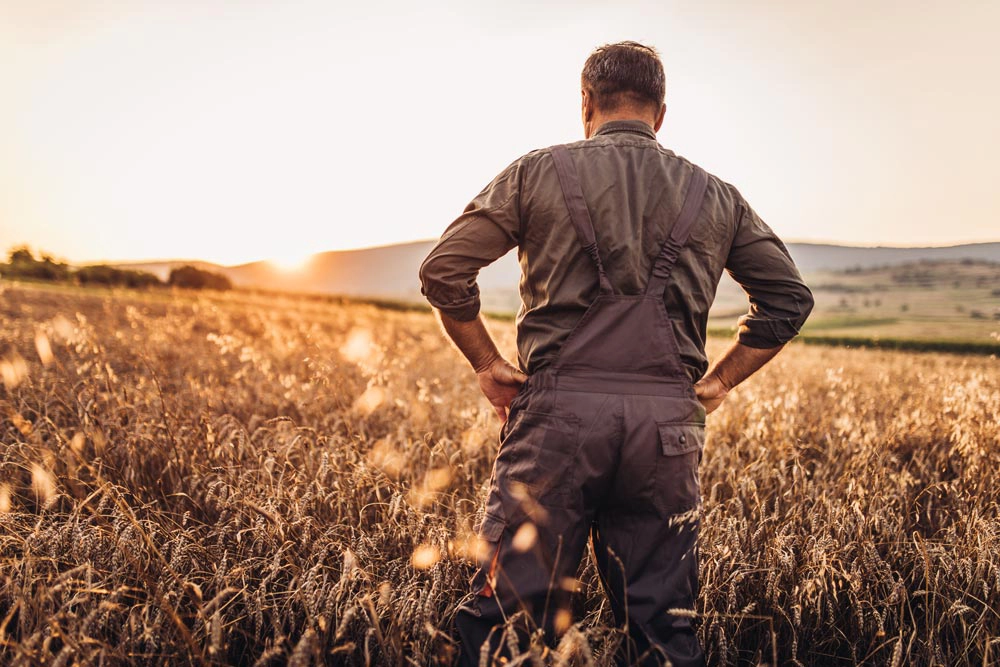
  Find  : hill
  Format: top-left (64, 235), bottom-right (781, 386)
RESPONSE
top-left (779, 241), bottom-right (1000, 273)
top-left (117, 242), bottom-right (522, 313)
top-left (117, 241), bottom-right (1000, 315)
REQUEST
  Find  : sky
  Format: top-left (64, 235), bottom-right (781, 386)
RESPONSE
top-left (1, 0), bottom-right (998, 267)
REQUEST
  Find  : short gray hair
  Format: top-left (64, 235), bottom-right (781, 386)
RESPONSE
top-left (581, 41), bottom-right (665, 112)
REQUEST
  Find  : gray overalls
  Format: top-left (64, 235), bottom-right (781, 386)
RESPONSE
top-left (456, 144), bottom-right (709, 667)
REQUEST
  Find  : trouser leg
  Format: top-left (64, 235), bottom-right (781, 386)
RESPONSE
top-left (455, 595), bottom-right (507, 667)
top-left (592, 512), bottom-right (702, 667)
top-left (454, 385), bottom-right (614, 666)
top-left (592, 398), bottom-right (705, 667)
top-left (455, 505), bottom-right (591, 666)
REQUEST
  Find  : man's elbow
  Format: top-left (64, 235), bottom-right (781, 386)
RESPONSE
top-left (417, 256), bottom-right (482, 322)
top-left (417, 254), bottom-right (438, 301)
top-left (796, 284), bottom-right (816, 329)
top-left (418, 254), bottom-right (450, 306)
top-left (735, 276), bottom-right (815, 348)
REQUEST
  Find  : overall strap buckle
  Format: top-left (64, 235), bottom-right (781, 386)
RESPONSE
top-left (645, 167), bottom-right (709, 297)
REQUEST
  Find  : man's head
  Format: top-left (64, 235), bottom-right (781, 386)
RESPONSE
top-left (581, 41), bottom-right (666, 137)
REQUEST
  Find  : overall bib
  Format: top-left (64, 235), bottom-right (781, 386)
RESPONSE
top-left (456, 145), bottom-right (709, 667)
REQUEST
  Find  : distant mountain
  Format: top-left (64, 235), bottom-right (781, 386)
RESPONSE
top-left (117, 241), bottom-right (522, 312)
top-left (116, 241), bottom-right (999, 313)
top-left (782, 242), bottom-right (1000, 273)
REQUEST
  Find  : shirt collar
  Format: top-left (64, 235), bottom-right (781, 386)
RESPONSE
top-left (594, 120), bottom-right (657, 140)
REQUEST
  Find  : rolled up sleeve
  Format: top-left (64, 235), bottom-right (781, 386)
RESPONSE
top-left (726, 200), bottom-right (814, 348)
top-left (419, 161), bottom-right (521, 321)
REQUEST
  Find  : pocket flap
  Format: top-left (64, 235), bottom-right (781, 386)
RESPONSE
top-left (476, 513), bottom-right (506, 542)
top-left (657, 422), bottom-right (705, 456)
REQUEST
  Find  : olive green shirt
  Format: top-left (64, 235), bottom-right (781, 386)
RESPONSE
top-left (419, 120), bottom-right (814, 381)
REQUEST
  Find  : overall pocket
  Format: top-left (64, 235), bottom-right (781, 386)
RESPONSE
top-left (496, 410), bottom-right (580, 508)
top-left (498, 382), bottom-right (532, 444)
top-left (652, 421), bottom-right (705, 515)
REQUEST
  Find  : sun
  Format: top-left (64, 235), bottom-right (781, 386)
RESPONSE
top-left (268, 250), bottom-right (313, 272)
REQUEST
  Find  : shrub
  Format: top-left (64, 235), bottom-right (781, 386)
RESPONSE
top-left (168, 265), bottom-right (233, 290)
top-left (75, 265), bottom-right (162, 289)
top-left (2, 247), bottom-right (71, 282)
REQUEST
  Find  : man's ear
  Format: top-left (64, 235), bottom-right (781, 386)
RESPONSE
top-left (581, 89), bottom-right (594, 136)
top-left (653, 102), bottom-right (666, 132)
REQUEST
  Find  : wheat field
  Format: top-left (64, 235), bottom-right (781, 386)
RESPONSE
top-left (1, 283), bottom-right (998, 666)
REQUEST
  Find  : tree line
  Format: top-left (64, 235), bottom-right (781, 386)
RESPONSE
top-left (1, 247), bottom-right (232, 290)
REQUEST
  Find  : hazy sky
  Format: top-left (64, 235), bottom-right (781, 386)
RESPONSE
top-left (2, 0), bottom-right (997, 266)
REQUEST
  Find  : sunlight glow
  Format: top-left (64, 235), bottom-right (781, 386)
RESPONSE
top-left (268, 251), bottom-right (313, 273)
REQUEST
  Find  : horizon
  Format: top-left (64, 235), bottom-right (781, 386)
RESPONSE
top-left (25, 236), bottom-right (997, 270)
top-left (3, 2), bottom-right (999, 267)
top-left (11, 223), bottom-right (1000, 273)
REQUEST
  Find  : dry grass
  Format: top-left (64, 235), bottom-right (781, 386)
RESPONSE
top-left (1, 283), bottom-right (998, 666)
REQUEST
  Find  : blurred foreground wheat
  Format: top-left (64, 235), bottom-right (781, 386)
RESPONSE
top-left (1, 284), bottom-right (998, 666)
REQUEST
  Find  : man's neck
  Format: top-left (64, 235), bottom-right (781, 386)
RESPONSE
top-left (585, 110), bottom-right (658, 139)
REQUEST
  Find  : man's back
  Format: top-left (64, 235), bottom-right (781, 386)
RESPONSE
top-left (419, 120), bottom-right (813, 381)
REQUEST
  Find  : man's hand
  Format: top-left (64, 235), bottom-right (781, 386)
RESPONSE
top-left (476, 357), bottom-right (528, 422)
top-left (694, 373), bottom-right (729, 415)
top-left (695, 341), bottom-right (786, 415)
top-left (433, 311), bottom-right (529, 423)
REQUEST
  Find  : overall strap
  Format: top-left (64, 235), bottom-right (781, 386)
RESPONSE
top-left (645, 166), bottom-right (709, 296)
top-left (550, 145), bottom-right (614, 295)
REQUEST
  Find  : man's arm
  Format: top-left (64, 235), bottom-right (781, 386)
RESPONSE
top-left (435, 312), bottom-right (527, 422)
top-left (418, 160), bottom-right (521, 321)
top-left (419, 160), bottom-right (526, 420)
top-left (693, 342), bottom-right (784, 414)
top-left (725, 204), bottom-right (814, 351)
top-left (695, 194), bottom-right (814, 414)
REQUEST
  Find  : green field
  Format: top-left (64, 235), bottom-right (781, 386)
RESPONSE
top-left (710, 259), bottom-right (1000, 353)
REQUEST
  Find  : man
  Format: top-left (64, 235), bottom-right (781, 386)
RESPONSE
top-left (419, 42), bottom-right (813, 666)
